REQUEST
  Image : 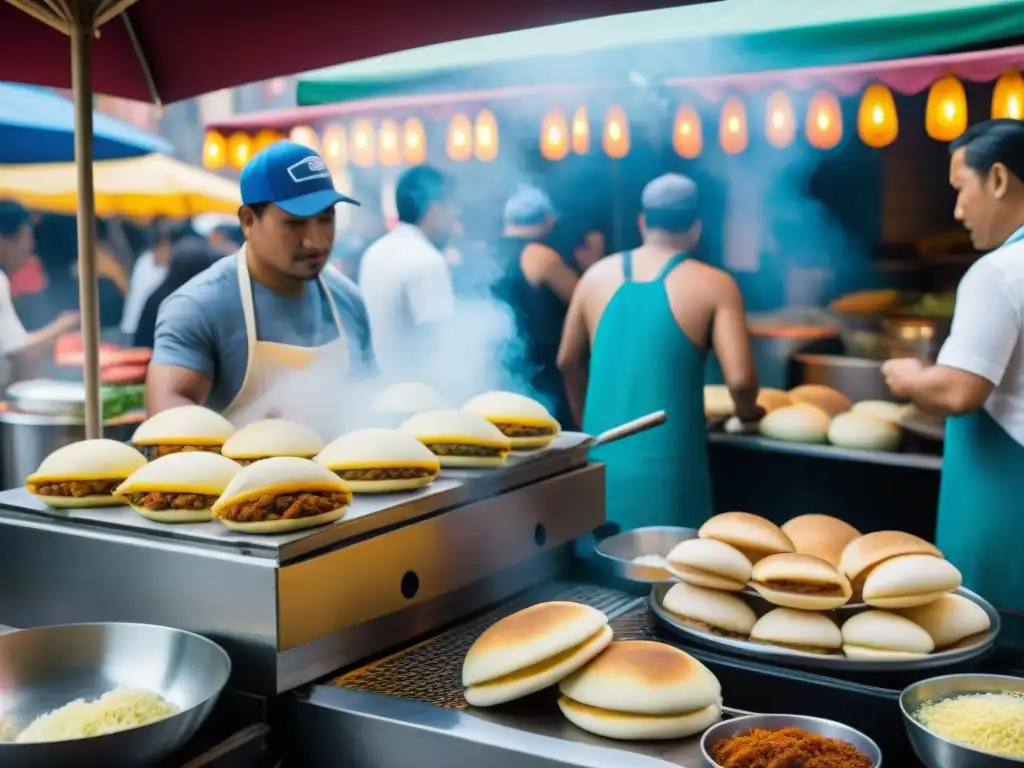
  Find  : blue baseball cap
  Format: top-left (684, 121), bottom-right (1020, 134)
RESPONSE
top-left (240, 140), bottom-right (360, 217)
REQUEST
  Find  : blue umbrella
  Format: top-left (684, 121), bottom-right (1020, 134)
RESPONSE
top-left (0, 82), bottom-right (171, 164)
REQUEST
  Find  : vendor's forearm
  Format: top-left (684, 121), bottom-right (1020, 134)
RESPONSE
top-left (907, 365), bottom-right (989, 417)
top-left (729, 383), bottom-right (760, 421)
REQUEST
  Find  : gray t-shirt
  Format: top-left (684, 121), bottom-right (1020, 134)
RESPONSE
top-left (151, 253), bottom-right (374, 411)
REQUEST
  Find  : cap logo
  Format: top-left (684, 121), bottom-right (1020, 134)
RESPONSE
top-left (287, 156), bottom-right (330, 183)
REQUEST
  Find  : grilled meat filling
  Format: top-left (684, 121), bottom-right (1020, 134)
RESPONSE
top-left (127, 491), bottom-right (219, 511)
top-left (335, 467), bottom-right (434, 481)
top-left (756, 640), bottom-right (839, 656)
top-left (672, 614), bottom-right (749, 640)
top-left (757, 580), bottom-right (844, 596)
top-left (216, 492), bottom-right (349, 523)
top-left (426, 443), bottom-right (505, 457)
top-left (152, 444), bottom-right (222, 458)
top-left (28, 479), bottom-right (122, 497)
top-left (493, 423), bottom-right (555, 438)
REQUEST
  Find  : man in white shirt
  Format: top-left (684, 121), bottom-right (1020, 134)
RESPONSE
top-left (883, 120), bottom-right (1024, 611)
top-left (358, 165), bottom-right (458, 380)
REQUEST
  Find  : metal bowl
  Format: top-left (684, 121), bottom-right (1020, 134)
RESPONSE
top-left (0, 622), bottom-right (231, 767)
top-left (594, 526), bottom-right (696, 583)
top-left (901, 674), bottom-right (1024, 767)
top-left (700, 713), bottom-right (882, 767)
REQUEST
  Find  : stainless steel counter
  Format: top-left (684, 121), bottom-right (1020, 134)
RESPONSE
top-left (0, 434), bottom-right (605, 696)
top-left (708, 432), bottom-right (942, 471)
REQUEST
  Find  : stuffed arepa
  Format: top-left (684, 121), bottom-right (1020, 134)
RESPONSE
top-left (462, 391), bottom-right (560, 450)
top-left (221, 419), bottom-right (325, 465)
top-left (315, 428), bottom-right (440, 493)
top-left (211, 456), bottom-right (351, 533)
top-left (27, 439), bottom-right (148, 508)
top-left (401, 409), bottom-right (512, 468)
top-left (114, 451), bottom-right (242, 523)
top-left (132, 405), bottom-right (235, 458)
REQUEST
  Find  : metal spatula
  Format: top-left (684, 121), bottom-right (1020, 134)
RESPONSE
top-left (586, 410), bottom-right (667, 448)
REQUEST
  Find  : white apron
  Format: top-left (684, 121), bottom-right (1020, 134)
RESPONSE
top-left (221, 248), bottom-right (350, 434)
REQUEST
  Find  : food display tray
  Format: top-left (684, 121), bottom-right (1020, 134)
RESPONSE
top-left (650, 582), bottom-right (1000, 673)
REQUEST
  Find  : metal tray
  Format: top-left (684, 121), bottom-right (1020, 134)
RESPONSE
top-left (650, 582), bottom-right (1000, 673)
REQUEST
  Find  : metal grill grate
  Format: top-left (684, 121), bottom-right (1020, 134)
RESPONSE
top-left (332, 582), bottom-right (643, 710)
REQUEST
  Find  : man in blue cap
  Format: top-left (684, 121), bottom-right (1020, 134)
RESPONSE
top-left (146, 141), bottom-right (374, 435)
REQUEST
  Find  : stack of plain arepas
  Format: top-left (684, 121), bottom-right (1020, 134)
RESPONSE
top-left (462, 601), bottom-right (722, 741)
top-left (659, 512), bottom-right (990, 660)
top-left (727, 382), bottom-right (908, 452)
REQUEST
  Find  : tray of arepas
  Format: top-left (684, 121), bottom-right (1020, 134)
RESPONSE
top-left (649, 511), bottom-right (1000, 672)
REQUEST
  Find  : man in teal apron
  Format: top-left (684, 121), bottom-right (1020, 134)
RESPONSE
top-left (883, 119), bottom-right (1024, 612)
top-left (558, 173), bottom-right (762, 531)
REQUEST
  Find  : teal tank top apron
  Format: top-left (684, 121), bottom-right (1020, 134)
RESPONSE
top-left (583, 251), bottom-right (712, 532)
top-left (935, 226), bottom-right (1024, 612)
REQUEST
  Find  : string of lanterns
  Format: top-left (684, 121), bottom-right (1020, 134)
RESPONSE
top-left (202, 69), bottom-right (1024, 170)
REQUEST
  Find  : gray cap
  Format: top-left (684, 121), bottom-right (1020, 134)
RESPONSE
top-left (503, 185), bottom-right (556, 226)
top-left (641, 173), bottom-right (698, 213)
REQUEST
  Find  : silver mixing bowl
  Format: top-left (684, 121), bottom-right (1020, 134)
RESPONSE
top-left (594, 526), bottom-right (697, 583)
top-left (901, 673), bottom-right (1024, 767)
top-left (700, 713), bottom-right (882, 767)
top-left (0, 622), bottom-right (231, 767)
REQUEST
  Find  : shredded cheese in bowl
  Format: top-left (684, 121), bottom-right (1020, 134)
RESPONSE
top-left (915, 691), bottom-right (1024, 759)
top-left (14, 688), bottom-right (178, 743)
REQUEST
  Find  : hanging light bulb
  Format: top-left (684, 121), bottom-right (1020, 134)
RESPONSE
top-left (602, 105), bottom-right (629, 159)
top-left (805, 90), bottom-right (843, 150)
top-left (672, 105), bottom-right (702, 159)
top-left (926, 76), bottom-right (968, 142)
top-left (378, 120), bottom-right (401, 167)
top-left (540, 110), bottom-right (570, 161)
top-left (993, 69), bottom-right (1024, 120)
top-left (473, 109), bottom-right (499, 162)
top-left (402, 118), bottom-right (426, 165)
top-left (202, 131), bottom-right (227, 170)
top-left (857, 83), bottom-right (899, 149)
top-left (320, 124), bottom-right (347, 173)
top-left (719, 97), bottom-right (748, 155)
top-left (288, 125), bottom-right (321, 153)
top-left (571, 106), bottom-right (590, 154)
top-left (350, 120), bottom-right (376, 168)
top-left (764, 91), bottom-right (796, 149)
top-left (226, 132), bottom-right (253, 170)
top-left (252, 129), bottom-right (284, 155)
top-left (447, 113), bottom-right (473, 161)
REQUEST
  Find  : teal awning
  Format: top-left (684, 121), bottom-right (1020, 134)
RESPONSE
top-left (298, 0), bottom-right (1024, 106)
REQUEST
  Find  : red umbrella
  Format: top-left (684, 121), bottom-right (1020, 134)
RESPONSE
top-left (1, 0), bottom-right (710, 435)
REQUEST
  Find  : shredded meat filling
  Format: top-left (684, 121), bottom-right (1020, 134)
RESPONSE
top-left (426, 443), bottom-right (504, 457)
top-left (216, 492), bottom-right (349, 523)
top-left (29, 479), bottom-right (122, 497)
top-left (672, 614), bottom-right (749, 640)
top-left (757, 640), bottom-right (840, 656)
top-left (127, 492), bottom-right (219, 511)
top-left (336, 467), bottom-right (434, 481)
top-left (758, 580), bottom-right (843, 595)
top-left (152, 444), bottom-right (222, 458)
top-left (493, 423), bottom-right (555, 438)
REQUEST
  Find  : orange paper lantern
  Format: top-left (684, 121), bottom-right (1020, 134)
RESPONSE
top-left (402, 118), bottom-right (426, 165)
top-left (719, 97), bottom-right (748, 155)
top-left (350, 120), bottom-right (376, 168)
top-left (764, 91), bottom-right (796, 149)
top-left (474, 110), bottom-right (499, 162)
top-left (806, 90), bottom-right (843, 150)
top-left (993, 69), bottom-right (1024, 120)
top-left (926, 76), bottom-right (968, 142)
top-left (447, 113), bottom-right (473, 161)
top-left (572, 107), bottom-right (590, 154)
top-left (672, 105), bottom-right (702, 159)
top-left (540, 110), bottom-right (570, 161)
top-left (857, 84), bottom-right (899, 149)
top-left (602, 105), bottom-right (630, 159)
top-left (226, 132), bottom-right (252, 170)
top-left (252, 129), bottom-right (284, 155)
top-left (378, 120), bottom-right (401, 167)
top-left (202, 131), bottom-right (227, 170)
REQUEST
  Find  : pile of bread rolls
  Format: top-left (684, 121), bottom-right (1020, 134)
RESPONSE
top-left (705, 384), bottom-right (911, 452)
top-left (660, 512), bottom-right (992, 661)
top-left (462, 601), bottom-right (723, 741)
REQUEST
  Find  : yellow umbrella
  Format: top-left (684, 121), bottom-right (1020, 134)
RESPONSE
top-left (0, 154), bottom-right (240, 219)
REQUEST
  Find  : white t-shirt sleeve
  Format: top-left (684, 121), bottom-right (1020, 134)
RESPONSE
top-left (937, 259), bottom-right (1021, 386)
top-left (404, 256), bottom-right (455, 326)
top-left (0, 271), bottom-right (29, 356)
